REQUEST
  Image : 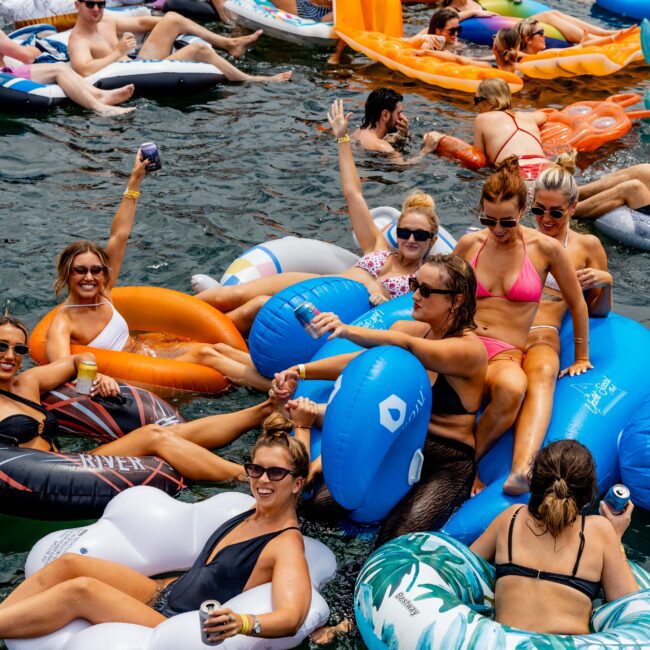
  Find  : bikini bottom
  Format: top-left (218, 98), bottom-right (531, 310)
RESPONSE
top-left (477, 335), bottom-right (522, 363)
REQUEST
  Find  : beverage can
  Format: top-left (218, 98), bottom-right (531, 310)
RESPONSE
top-left (199, 600), bottom-right (223, 646)
top-left (140, 142), bottom-right (162, 172)
top-left (294, 301), bottom-right (321, 339)
top-left (75, 361), bottom-right (97, 396)
top-left (603, 484), bottom-right (630, 515)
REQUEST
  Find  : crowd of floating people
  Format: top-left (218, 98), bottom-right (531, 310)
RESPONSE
top-left (0, 0), bottom-right (649, 648)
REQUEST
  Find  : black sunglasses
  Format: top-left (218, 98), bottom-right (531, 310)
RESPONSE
top-left (531, 205), bottom-right (567, 220)
top-left (81, 1), bottom-right (106, 7)
top-left (479, 215), bottom-right (519, 228)
top-left (396, 227), bottom-right (435, 242)
top-left (244, 463), bottom-right (297, 481)
top-left (473, 96), bottom-right (487, 105)
top-left (409, 277), bottom-right (457, 298)
top-left (442, 26), bottom-right (462, 36)
top-left (531, 29), bottom-right (545, 37)
top-left (71, 265), bottom-right (107, 276)
top-left (0, 342), bottom-right (30, 356)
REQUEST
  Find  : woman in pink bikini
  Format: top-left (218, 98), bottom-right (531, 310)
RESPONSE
top-left (196, 98), bottom-right (439, 333)
top-left (453, 157), bottom-right (592, 494)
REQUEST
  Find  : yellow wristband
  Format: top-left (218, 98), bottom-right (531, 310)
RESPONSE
top-left (620, 544), bottom-right (626, 558)
top-left (336, 134), bottom-right (350, 144)
top-left (123, 189), bottom-right (141, 200)
top-left (297, 363), bottom-right (306, 380)
top-left (240, 614), bottom-right (249, 636)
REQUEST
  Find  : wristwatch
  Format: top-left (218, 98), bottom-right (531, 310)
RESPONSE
top-left (251, 615), bottom-right (261, 637)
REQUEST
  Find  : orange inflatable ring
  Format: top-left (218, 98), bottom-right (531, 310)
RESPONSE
top-left (29, 287), bottom-right (247, 397)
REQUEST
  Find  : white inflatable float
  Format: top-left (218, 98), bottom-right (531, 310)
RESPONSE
top-left (7, 486), bottom-right (336, 650)
top-left (595, 206), bottom-right (650, 251)
top-left (191, 207), bottom-right (456, 292)
top-left (224, 0), bottom-right (336, 47)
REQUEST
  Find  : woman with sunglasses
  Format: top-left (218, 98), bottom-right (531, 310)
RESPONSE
top-left (0, 313), bottom-right (289, 483)
top-left (272, 253), bottom-right (487, 544)
top-left (503, 158), bottom-right (612, 495)
top-left (196, 99), bottom-right (440, 335)
top-left (0, 421), bottom-right (315, 643)
top-left (453, 157), bottom-right (591, 495)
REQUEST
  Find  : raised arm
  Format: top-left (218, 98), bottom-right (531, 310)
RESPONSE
top-left (21, 353), bottom-right (97, 394)
top-left (577, 236), bottom-right (612, 318)
top-left (104, 152), bottom-right (148, 290)
top-left (327, 100), bottom-right (383, 253)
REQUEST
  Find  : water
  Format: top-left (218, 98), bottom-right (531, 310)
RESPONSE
top-left (0, 1), bottom-right (648, 647)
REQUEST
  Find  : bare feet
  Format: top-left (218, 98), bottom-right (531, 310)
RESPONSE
top-left (99, 84), bottom-right (135, 106)
top-left (471, 473), bottom-right (486, 497)
top-left (229, 30), bottom-right (263, 58)
top-left (503, 467), bottom-right (530, 495)
top-left (310, 619), bottom-right (351, 645)
top-left (247, 70), bottom-right (293, 83)
top-left (95, 105), bottom-right (136, 117)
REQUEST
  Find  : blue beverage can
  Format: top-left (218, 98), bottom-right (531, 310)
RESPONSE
top-left (140, 142), bottom-right (162, 172)
top-left (604, 484), bottom-right (630, 515)
top-left (294, 301), bottom-right (321, 339)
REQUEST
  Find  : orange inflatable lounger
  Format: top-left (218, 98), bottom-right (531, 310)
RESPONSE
top-left (334, 0), bottom-right (524, 94)
top-left (29, 286), bottom-right (247, 397)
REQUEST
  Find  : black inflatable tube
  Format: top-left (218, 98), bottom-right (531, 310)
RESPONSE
top-left (163, 0), bottom-right (220, 21)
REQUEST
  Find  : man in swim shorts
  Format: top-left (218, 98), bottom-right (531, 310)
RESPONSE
top-left (68, 0), bottom-right (292, 83)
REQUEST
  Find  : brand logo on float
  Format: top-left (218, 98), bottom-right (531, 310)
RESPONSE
top-left (572, 375), bottom-right (627, 416)
top-left (379, 394), bottom-right (406, 433)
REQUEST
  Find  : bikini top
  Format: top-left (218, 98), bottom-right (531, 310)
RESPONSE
top-left (61, 301), bottom-right (129, 351)
top-left (0, 388), bottom-right (58, 448)
top-left (471, 233), bottom-right (543, 303)
top-left (495, 506), bottom-right (601, 600)
top-left (163, 508), bottom-right (300, 616)
top-left (494, 112), bottom-right (544, 163)
top-left (354, 250), bottom-right (415, 300)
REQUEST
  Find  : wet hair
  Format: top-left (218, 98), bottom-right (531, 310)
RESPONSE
top-left (480, 155), bottom-right (527, 213)
top-left (423, 254), bottom-right (477, 337)
top-left (493, 27), bottom-right (521, 65)
top-left (252, 413), bottom-right (310, 480)
top-left (528, 440), bottom-right (597, 538)
top-left (0, 315), bottom-right (29, 343)
top-left (397, 190), bottom-right (439, 235)
top-left (55, 240), bottom-right (111, 296)
top-left (476, 78), bottom-right (512, 111)
top-left (361, 88), bottom-right (403, 129)
top-left (534, 151), bottom-right (579, 205)
top-left (428, 8), bottom-right (459, 35)
top-left (516, 17), bottom-right (541, 44)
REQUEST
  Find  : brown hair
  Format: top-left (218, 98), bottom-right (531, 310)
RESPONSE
top-left (476, 78), bottom-right (512, 111)
top-left (428, 8), bottom-right (459, 34)
top-left (55, 240), bottom-right (111, 296)
top-left (528, 440), bottom-right (597, 538)
top-left (493, 27), bottom-right (520, 65)
top-left (480, 155), bottom-right (527, 213)
top-left (0, 315), bottom-right (29, 343)
top-left (424, 254), bottom-right (477, 337)
top-left (398, 190), bottom-right (439, 235)
top-left (252, 413), bottom-right (310, 480)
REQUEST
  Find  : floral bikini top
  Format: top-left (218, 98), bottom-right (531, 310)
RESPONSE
top-left (354, 250), bottom-right (414, 299)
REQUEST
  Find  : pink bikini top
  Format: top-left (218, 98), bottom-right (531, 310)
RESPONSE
top-left (354, 250), bottom-right (414, 299)
top-left (470, 233), bottom-right (543, 302)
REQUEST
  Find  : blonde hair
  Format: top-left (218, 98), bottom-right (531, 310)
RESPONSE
top-left (398, 190), bottom-right (439, 234)
top-left (534, 150), bottom-right (579, 204)
top-left (493, 27), bottom-right (520, 65)
top-left (55, 240), bottom-right (111, 296)
top-left (252, 413), bottom-right (310, 479)
top-left (516, 17), bottom-right (541, 42)
top-left (476, 78), bottom-right (512, 111)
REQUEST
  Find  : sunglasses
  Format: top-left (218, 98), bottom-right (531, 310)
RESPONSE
top-left (442, 26), bottom-right (462, 36)
top-left (244, 463), bottom-right (297, 481)
top-left (396, 227), bottom-right (435, 242)
top-left (531, 29), bottom-right (545, 37)
top-left (80, 1), bottom-right (106, 8)
top-left (531, 205), bottom-right (567, 220)
top-left (71, 265), bottom-right (107, 276)
top-left (473, 96), bottom-right (487, 105)
top-left (479, 215), bottom-right (519, 228)
top-left (0, 341), bottom-right (30, 357)
top-left (409, 277), bottom-right (457, 298)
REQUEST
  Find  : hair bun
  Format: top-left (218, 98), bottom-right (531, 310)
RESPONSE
top-left (494, 155), bottom-right (521, 176)
top-left (553, 150), bottom-right (577, 175)
top-left (553, 477), bottom-right (569, 499)
top-left (402, 190), bottom-right (435, 212)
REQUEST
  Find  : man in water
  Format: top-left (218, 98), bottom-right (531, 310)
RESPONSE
top-left (352, 88), bottom-right (409, 153)
top-left (68, 0), bottom-right (292, 83)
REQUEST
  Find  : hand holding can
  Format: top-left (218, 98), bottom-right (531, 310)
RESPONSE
top-left (199, 600), bottom-right (224, 646)
top-left (75, 361), bottom-right (98, 395)
top-left (140, 142), bottom-right (162, 173)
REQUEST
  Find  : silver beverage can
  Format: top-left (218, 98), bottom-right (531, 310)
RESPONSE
top-left (141, 141), bottom-right (162, 172)
top-left (603, 484), bottom-right (630, 515)
top-left (294, 301), bottom-right (321, 339)
top-left (199, 600), bottom-right (223, 646)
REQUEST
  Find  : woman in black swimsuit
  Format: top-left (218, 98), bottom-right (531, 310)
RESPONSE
top-left (0, 421), bottom-right (313, 642)
top-left (471, 440), bottom-right (638, 635)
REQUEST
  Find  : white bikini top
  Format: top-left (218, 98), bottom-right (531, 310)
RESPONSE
top-left (544, 230), bottom-right (569, 293)
top-left (61, 300), bottom-right (129, 351)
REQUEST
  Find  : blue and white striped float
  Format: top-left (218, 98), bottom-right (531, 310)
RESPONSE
top-left (355, 531), bottom-right (650, 649)
top-left (224, 0), bottom-right (335, 47)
